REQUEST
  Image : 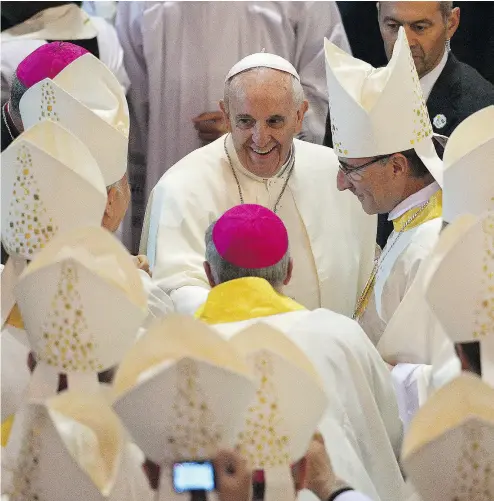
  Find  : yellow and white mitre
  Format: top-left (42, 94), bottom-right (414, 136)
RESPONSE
top-left (324, 26), bottom-right (442, 185)
top-left (402, 373), bottom-right (494, 501)
top-left (14, 226), bottom-right (147, 397)
top-left (2, 391), bottom-right (152, 501)
top-left (113, 314), bottom-right (256, 501)
top-left (1, 120), bottom-right (107, 328)
top-left (425, 211), bottom-right (494, 385)
top-left (19, 52), bottom-right (129, 186)
top-left (230, 323), bottom-right (328, 501)
top-left (442, 105), bottom-right (494, 223)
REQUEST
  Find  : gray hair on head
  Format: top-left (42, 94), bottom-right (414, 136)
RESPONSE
top-left (223, 67), bottom-right (304, 115)
top-left (377, 1), bottom-right (454, 22)
top-left (205, 219), bottom-right (290, 288)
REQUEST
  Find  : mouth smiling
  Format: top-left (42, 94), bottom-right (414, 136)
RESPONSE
top-left (250, 145), bottom-right (276, 156)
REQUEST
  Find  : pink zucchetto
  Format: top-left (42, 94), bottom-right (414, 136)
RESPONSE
top-left (213, 204), bottom-right (289, 269)
top-left (16, 42), bottom-right (88, 89)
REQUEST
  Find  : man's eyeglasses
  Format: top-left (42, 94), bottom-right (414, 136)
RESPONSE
top-left (338, 154), bottom-right (393, 181)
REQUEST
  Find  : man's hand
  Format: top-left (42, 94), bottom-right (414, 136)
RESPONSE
top-left (304, 433), bottom-right (350, 500)
top-left (133, 255), bottom-right (151, 276)
top-left (193, 111), bottom-right (228, 143)
top-left (214, 449), bottom-right (252, 501)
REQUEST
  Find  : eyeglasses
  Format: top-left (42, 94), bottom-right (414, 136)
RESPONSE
top-left (338, 154), bottom-right (393, 181)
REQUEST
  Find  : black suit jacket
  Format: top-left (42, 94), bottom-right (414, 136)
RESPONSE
top-left (323, 52), bottom-right (494, 248)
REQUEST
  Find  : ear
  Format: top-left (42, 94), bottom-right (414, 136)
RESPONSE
top-left (390, 153), bottom-right (408, 177)
top-left (204, 261), bottom-right (216, 288)
top-left (219, 100), bottom-right (232, 132)
top-left (447, 7), bottom-right (460, 40)
top-left (292, 456), bottom-right (308, 491)
top-left (283, 258), bottom-right (293, 286)
top-left (295, 100), bottom-right (309, 134)
top-left (101, 186), bottom-right (116, 228)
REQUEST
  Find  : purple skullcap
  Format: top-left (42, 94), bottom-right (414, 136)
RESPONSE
top-left (212, 204), bottom-right (289, 269)
top-left (16, 42), bottom-right (88, 88)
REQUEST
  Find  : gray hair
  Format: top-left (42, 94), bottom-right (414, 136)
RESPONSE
top-left (223, 67), bottom-right (304, 115)
top-left (205, 220), bottom-right (290, 288)
top-left (377, 2), bottom-right (454, 22)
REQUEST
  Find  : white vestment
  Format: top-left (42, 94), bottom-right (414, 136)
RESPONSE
top-left (1, 3), bottom-right (129, 107)
top-left (212, 309), bottom-right (407, 501)
top-left (115, 1), bottom-right (351, 251)
top-left (141, 136), bottom-right (376, 315)
top-left (359, 185), bottom-right (443, 346)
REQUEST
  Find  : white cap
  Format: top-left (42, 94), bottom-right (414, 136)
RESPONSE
top-left (19, 53), bottom-right (129, 186)
top-left (442, 105), bottom-right (494, 223)
top-left (402, 374), bottom-right (494, 501)
top-left (425, 212), bottom-right (494, 385)
top-left (324, 27), bottom-right (442, 185)
top-left (226, 52), bottom-right (300, 82)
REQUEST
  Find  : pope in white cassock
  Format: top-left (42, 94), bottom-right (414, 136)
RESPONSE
top-left (115, 1), bottom-right (352, 250)
top-left (324, 27), bottom-right (444, 347)
top-left (141, 52), bottom-right (376, 316)
top-left (195, 204), bottom-right (407, 501)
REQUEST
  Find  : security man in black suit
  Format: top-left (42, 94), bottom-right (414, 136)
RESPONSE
top-left (325, 1), bottom-right (494, 249)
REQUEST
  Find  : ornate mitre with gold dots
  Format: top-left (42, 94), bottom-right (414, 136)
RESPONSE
top-left (2, 391), bottom-right (153, 501)
top-left (425, 211), bottom-right (494, 385)
top-left (113, 314), bottom-right (256, 501)
top-left (1, 120), bottom-right (107, 329)
top-left (14, 226), bottom-right (147, 397)
top-left (324, 26), bottom-right (442, 185)
top-left (230, 323), bottom-right (328, 501)
top-left (19, 51), bottom-right (129, 186)
top-left (402, 374), bottom-right (494, 501)
top-left (442, 105), bottom-right (494, 223)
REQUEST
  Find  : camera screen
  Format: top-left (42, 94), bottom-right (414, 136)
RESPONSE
top-left (173, 461), bottom-right (215, 493)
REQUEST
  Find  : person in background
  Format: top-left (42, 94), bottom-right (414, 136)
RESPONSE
top-left (1, 1), bottom-right (128, 111)
top-left (115, 1), bottom-right (352, 252)
top-left (325, 1), bottom-right (494, 249)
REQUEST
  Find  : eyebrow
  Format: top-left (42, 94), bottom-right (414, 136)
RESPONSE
top-left (383, 16), bottom-right (433, 25)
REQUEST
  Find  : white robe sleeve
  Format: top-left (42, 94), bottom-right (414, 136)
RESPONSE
top-left (291, 2), bottom-right (351, 144)
top-left (138, 269), bottom-right (175, 321)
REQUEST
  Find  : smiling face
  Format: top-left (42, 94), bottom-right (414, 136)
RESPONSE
top-left (220, 69), bottom-right (308, 178)
top-left (378, 2), bottom-right (459, 78)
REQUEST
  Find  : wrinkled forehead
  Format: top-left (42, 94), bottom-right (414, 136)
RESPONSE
top-left (378, 1), bottom-right (443, 21)
top-left (227, 69), bottom-right (296, 112)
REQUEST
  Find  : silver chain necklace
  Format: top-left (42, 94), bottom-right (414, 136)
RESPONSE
top-left (353, 200), bottom-right (431, 320)
top-left (2, 104), bottom-right (15, 141)
top-left (223, 134), bottom-right (294, 214)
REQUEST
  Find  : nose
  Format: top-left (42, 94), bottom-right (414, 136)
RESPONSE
top-left (252, 122), bottom-right (270, 147)
top-left (404, 25), bottom-right (419, 48)
top-left (336, 169), bottom-right (352, 192)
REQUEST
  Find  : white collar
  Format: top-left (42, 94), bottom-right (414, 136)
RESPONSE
top-left (225, 133), bottom-right (294, 182)
top-left (420, 50), bottom-right (449, 101)
top-left (388, 181), bottom-right (440, 221)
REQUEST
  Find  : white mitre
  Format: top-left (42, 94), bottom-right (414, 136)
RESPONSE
top-left (19, 52), bottom-right (129, 186)
top-left (425, 211), bottom-right (494, 385)
top-left (402, 373), bottom-right (494, 501)
top-left (324, 27), bottom-right (442, 186)
top-left (442, 105), bottom-right (494, 223)
top-left (226, 51), bottom-right (300, 81)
